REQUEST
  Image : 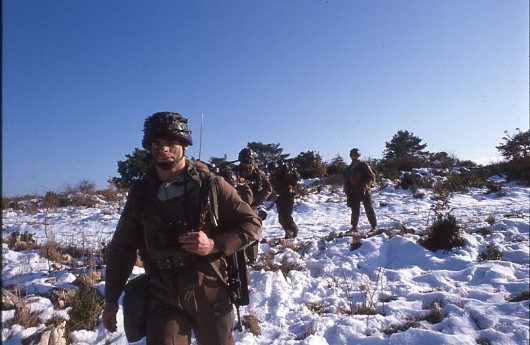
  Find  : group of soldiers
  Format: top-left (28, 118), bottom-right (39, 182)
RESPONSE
top-left (102, 111), bottom-right (377, 345)
top-left (229, 147), bottom-right (300, 242)
top-left (228, 145), bottom-right (378, 242)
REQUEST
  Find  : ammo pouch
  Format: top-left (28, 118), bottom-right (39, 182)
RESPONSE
top-left (122, 274), bottom-right (150, 343)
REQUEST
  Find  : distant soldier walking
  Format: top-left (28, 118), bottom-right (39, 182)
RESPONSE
top-left (267, 161), bottom-right (300, 239)
top-left (234, 148), bottom-right (273, 263)
top-left (344, 148), bottom-right (377, 232)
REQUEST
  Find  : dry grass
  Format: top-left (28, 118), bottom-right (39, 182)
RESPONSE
top-left (242, 313), bottom-right (261, 336)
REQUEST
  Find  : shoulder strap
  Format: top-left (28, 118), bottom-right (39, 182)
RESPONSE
top-left (198, 171), bottom-right (220, 229)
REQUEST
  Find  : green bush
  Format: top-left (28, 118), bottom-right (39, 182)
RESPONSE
top-left (65, 286), bottom-right (104, 333)
top-left (399, 172), bottom-right (433, 191)
top-left (419, 212), bottom-right (465, 252)
top-left (478, 244), bottom-right (503, 261)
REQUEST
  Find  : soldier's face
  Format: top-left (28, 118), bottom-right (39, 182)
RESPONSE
top-left (150, 138), bottom-right (186, 167)
top-left (350, 153), bottom-right (360, 161)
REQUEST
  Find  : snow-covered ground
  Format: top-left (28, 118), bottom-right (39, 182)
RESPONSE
top-left (2, 179), bottom-right (529, 345)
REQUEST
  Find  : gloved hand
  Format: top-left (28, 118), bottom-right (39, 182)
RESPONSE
top-left (102, 301), bottom-right (119, 332)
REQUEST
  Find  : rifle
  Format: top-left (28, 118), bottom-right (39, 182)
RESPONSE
top-left (226, 249), bottom-right (249, 332)
top-left (204, 173), bottom-right (250, 332)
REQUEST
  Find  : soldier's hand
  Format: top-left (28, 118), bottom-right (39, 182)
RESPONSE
top-left (179, 231), bottom-right (218, 256)
top-left (102, 302), bottom-right (119, 332)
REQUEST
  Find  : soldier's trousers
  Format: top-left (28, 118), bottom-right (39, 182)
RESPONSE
top-left (348, 190), bottom-right (377, 230)
top-left (277, 194), bottom-right (298, 238)
top-left (146, 271), bottom-right (235, 345)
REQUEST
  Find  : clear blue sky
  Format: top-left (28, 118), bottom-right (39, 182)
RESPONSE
top-left (3, 0), bottom-right (528, 197)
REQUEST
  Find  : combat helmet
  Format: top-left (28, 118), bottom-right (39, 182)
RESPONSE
top-left (238, 148), bottom-right (254, 164)
top-left (142, 112), bottom-right (193, 150)
top-left (219, 165), bottom-right (237, 187)
top-left (350, 148), bottom-right (361, 156)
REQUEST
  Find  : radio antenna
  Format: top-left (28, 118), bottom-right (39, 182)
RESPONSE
top-left (198, 113), bottom-right (204, 160)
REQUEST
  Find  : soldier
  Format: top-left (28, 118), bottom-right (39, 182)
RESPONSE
top-left (234, 148), bottom-right (272, 263)
top-left (218, 165), bottom-right (253, 205)
top-left (101, 112), bottom-right (261, 345)
top-left (267, 161), bottom-right (300, 239)
top-left (343, 148), bottom-right (377, 232)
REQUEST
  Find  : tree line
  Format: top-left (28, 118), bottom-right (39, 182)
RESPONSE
top-left (110, 128), bottom-right (529, 190)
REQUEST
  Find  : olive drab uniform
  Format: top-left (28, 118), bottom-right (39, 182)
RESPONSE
top-left (105, 160), bottom-right (261, 345)
top-left (343, 156), bottom-right (377, 231)
top-left (268, 163), bottom-right (300, 239)
top-left (234, 160), bottom-right (272, 263)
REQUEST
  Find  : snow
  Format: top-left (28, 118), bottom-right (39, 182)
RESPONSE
top-left (2, 180), bottom-right (529, 345)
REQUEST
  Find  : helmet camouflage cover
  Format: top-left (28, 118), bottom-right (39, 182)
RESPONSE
top-left (238, 148), bottom-right (254, 164)
top-left (142, 112), bottom-right (193, 149)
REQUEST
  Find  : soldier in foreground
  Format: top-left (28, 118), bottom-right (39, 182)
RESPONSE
top-left (343, 148), bottom-right (377, 233)
top-left (102, 112), bottom-right (261, 345)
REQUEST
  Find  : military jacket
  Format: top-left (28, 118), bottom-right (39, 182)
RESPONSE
top-left (104, 160), bottom-right (261, 303)
top-left (234, 163), bottom-right (272, 207)
top-left (343, 161), bottom-right (375, 193)
top-left (269, 170), bottom-right (299, 198)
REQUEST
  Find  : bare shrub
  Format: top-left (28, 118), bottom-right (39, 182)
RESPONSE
top-left (40, 238), bottom-right (64, 263)
top-left (382, 319), bottom-right (421, 335)
top-left (98, 187), bottom-right (122, 203)
top-left (485, 215), bottom-right (495, 225)
top-left (2, 197), bottom-right (21, 210)
top-left (43, 191), bottom-right (60, 210)
top-left (59, 179), bottom-right (100, 208)
top-left (6, 301), bottom-right (42, 329)
top-left (64, 179), bottom-right (97, 195)
top-left (50, 288), bottom-right (77, 309)
top-left (39, 238), bottom-right (88, 267)
top-left (306, 302), bottom-right (326, 315)
top-left (357, 268), bottom-right (386, 316)
top-left (64, 193), bottom-right (99, 208)
top-left (422, 300), bottom-right (446, 324)
top-left (320, 268), bottom-right (384, 317)
top-left (6, 231), bottom-right (38, 251)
